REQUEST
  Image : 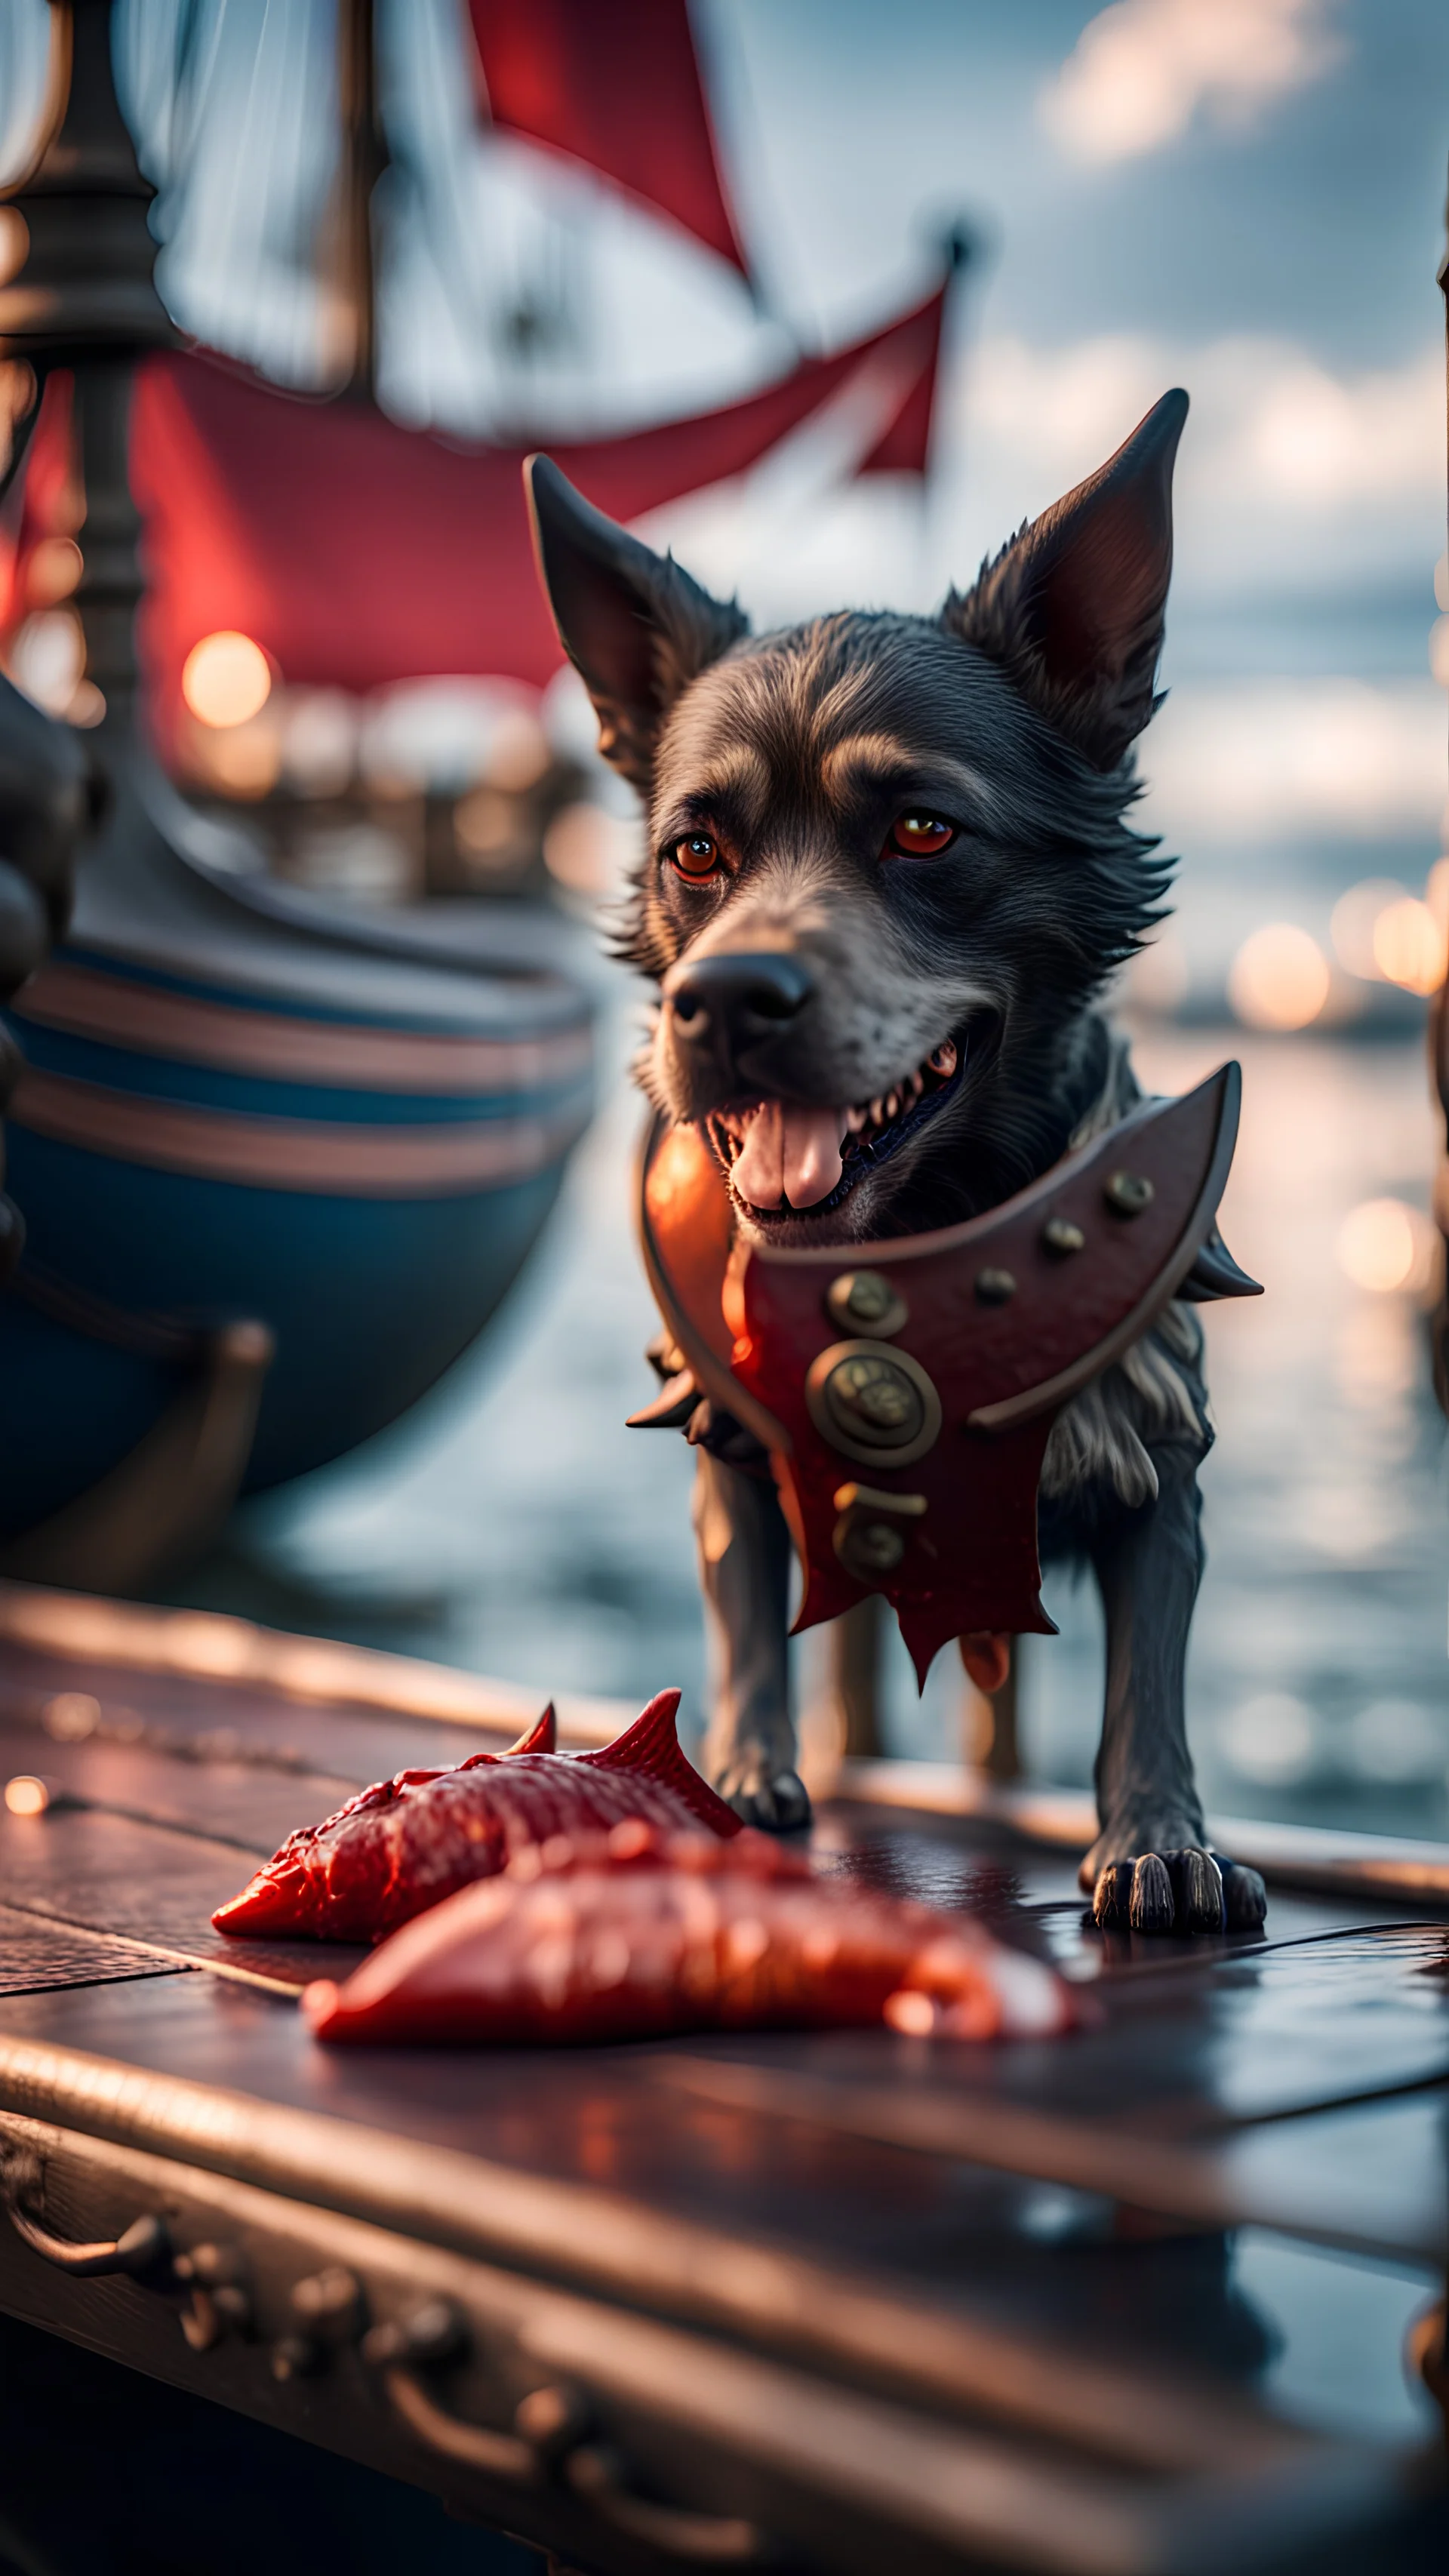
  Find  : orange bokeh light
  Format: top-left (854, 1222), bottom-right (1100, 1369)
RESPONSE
top-left (181, 630), bottom-right (272, 728)
top-left (1371, 897), bottom-right (1446, 996)
top-left (1337, 1199), bottom-right (1440, 1297)
top-left (1226, 923), bottom-right (1331, 1031)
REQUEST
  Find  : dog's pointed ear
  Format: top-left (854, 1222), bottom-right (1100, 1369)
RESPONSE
top-left (525, 455), bottom-right (749, 792)
top-left (941, 389), bottom-right (1187, 771)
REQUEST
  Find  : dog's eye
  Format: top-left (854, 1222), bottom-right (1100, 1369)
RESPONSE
top-left (886, 814), bottom-right (956, 858)
top-left (669, 833), bottom-right (721, 880)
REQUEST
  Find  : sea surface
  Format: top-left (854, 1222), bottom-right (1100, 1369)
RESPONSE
top-left (186, 999), bottom-right (1449, 1847)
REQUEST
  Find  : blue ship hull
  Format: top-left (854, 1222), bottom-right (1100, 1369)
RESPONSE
top-left (0, 763), bottom-right (596, 1553)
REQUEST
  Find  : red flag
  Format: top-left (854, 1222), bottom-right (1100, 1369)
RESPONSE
top-left (466, 0), bottom-right (749, 275)
top-left (128, 282), bottom-right (948, 756)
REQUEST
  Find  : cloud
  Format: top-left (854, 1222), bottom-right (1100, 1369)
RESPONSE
top-left (1041, 0), bottom-right (1344, 166)
top-left (950, 331), bottom-right (1442, 602)
top-left (1141, 679), bottom-right (1447, 845)
top-left (636, 326), bottom-right (1447, 861)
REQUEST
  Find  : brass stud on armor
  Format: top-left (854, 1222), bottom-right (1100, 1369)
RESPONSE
top-left (823, 1352), bottom-right (924, 1446)
top-left (834, 1519), bottom-right (906, 1578)
top-left (826, 1269), bottom-right (908, 1337)
top-left (805, 1340), bottom-right (943, 1468)
top-left (1042, 1217), bottom-right (1085, 1255)
top-left (1105, 1171), bottom-right (1154, 1215)
top-left (974, 1267), bottom-right (1017, 1304)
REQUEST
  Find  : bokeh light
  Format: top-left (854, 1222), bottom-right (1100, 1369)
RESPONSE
top-left (281, 690), bottom-right (358, 798)
top-left (1329, 878), bottom-right (1407, 978)
top-left (11, 605), bottom-right (84, 717)
top-left (1336, 1198), bottom-right (1440, 1297)
top-left (24, 534), bottom-right (81, 610)
top-left (182, 629), bottom-right (272, 728)
top-left (42, 1692), bottom-right (98, 1740)
top-left (189, 710), bottom-right (281, 799)
top-left (1371, 896), bottom-right (1445, 995)
top-left (4, 1774), bottom-right (48, 1816)
top-left (1226, 922), bottom-right (1331, 1030)
top-left (543, 804), bottom-right (638, 898)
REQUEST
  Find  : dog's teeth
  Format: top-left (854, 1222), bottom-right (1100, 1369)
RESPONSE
top-left (846, 1105), bottom-right (868, 1133)
top-left (869, 1097), bottom-right (884, 1127)
top-left (905, 1070), bottom-right (922, 1100)
top-left (928, 1040), bottom-right (957, 1076)
top-left (884, 1091), bottom-right (899, 1120)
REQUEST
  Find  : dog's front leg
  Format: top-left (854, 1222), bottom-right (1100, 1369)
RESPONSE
top-left (692, 1449), bottom-right (811, 1830)
top-left (1080, 1449), bottom-right (1266, 1934)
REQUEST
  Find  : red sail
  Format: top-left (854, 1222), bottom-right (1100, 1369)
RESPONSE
top-left (466, 0), bottom-right (749, 275)
top-left (128, 282), bottom-right (947, 752)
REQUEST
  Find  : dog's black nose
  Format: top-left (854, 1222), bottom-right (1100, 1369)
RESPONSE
top-left (665, 952), bottom-right (812, 1078)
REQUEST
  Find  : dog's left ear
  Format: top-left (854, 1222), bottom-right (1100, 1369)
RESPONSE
top-left (941, 389), bottom-right (1187, 772)
top-left (525, 455), bottom-right (749, 793)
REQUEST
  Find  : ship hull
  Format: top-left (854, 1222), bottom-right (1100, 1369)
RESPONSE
top-left (0, 762), bottom-right (595, 1558)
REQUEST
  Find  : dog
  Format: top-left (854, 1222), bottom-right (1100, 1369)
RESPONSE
top-left (527, 390), bottom-right (1268, 1937)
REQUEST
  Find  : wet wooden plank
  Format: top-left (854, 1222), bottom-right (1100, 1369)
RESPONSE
top-left (0, 1906), bottom-right (190, 1997)
top-left (0, 1663), bottom-right (533, 1800)
top-left (0, 1732), bottom-right (357, 1858)
top-left (0, 1805), bottom-right (365, 1993)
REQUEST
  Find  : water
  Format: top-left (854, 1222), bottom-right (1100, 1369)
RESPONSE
top-left (190, 1004), bottom-right (1449, 1843)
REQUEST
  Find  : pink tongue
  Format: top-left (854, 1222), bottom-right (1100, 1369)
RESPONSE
top-left (731, 1102), bottom-right (844, 1210)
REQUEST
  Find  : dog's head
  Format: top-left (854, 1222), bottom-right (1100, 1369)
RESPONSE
top-left (528, 392), bottom-right (1186, 1245)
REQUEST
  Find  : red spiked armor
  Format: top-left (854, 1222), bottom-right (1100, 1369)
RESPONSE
top-left (635, 1066), bottom-right (1247, 1684)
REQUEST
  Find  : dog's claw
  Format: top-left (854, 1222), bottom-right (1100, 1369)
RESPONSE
top-left (1164, 1845), bottom-right (1225, 1932)
top-left (1091, 1860), bottom-right (1134, 1929)
top-left (1217, 1856), bottom-right (1268, 1931)
top-left (715, 1764), bottom-right (813, 1834)
top-left (1128, 1852), bottom-right (1174, 1932)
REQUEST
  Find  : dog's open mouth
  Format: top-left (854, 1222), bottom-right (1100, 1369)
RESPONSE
top-left (705, 1036), bottom-right (964, 1221)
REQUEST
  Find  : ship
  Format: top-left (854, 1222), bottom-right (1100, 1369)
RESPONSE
top-left (0, 0), bottom-right (955, 1590)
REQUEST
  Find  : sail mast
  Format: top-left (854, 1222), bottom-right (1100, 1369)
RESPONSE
top-left (0, 0), bottom-right (177, 730)
top-left (336, 0), bottom-right (387, 402)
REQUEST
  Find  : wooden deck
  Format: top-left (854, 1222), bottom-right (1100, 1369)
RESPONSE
top-left (0, 1584), bottom-right (1445, 2573)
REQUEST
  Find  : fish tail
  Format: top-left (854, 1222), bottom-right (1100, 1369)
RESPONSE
top-left (578, 1688), bottom-right (742, 1837)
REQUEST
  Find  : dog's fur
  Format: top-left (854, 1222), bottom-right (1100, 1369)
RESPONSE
top-left (527, 394), bottom-right (1267, 1935)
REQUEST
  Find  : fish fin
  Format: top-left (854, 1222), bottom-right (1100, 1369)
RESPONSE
top-left (506, 1703), bottom-right (557, 1757)
top-left (578, 1688), bottom-right (742, 1836)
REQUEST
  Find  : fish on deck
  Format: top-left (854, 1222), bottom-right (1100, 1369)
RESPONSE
top-left (211, 1690), bottom-right (740, 1943)
top-left (303, 1818), bottom-right (1072, 2046)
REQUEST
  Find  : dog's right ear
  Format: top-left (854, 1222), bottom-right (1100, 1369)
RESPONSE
top-left (525, 457), bottom-right (749, 794)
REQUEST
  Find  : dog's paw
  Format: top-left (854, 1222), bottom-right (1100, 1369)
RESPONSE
top-left (1089, 1845), bottom-right (1266, 1935)
top-left (712, 1758), bottom-right (813, 1833)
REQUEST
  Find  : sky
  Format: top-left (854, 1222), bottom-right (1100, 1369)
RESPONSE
top-left (9, 0), bottom-right (1448, 893)
top-left (647, 0), bottom-right (1447, 929)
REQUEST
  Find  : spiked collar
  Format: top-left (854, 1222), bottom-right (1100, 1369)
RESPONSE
top-left (635, 1066), bottom-right (1251, 1684)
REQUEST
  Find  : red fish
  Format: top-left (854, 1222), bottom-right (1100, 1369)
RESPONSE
top-left (213, 1691), bottom-right (740, 1944)
top-left (303, 1819), bottom-right (1070, 2045)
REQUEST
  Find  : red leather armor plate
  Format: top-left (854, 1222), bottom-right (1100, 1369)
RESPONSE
top-left (640, 1066), bottom-right (1243, 1682)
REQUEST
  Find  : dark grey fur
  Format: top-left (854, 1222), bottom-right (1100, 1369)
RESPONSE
top-left (525, 401), bottom-right (1267, 1936)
